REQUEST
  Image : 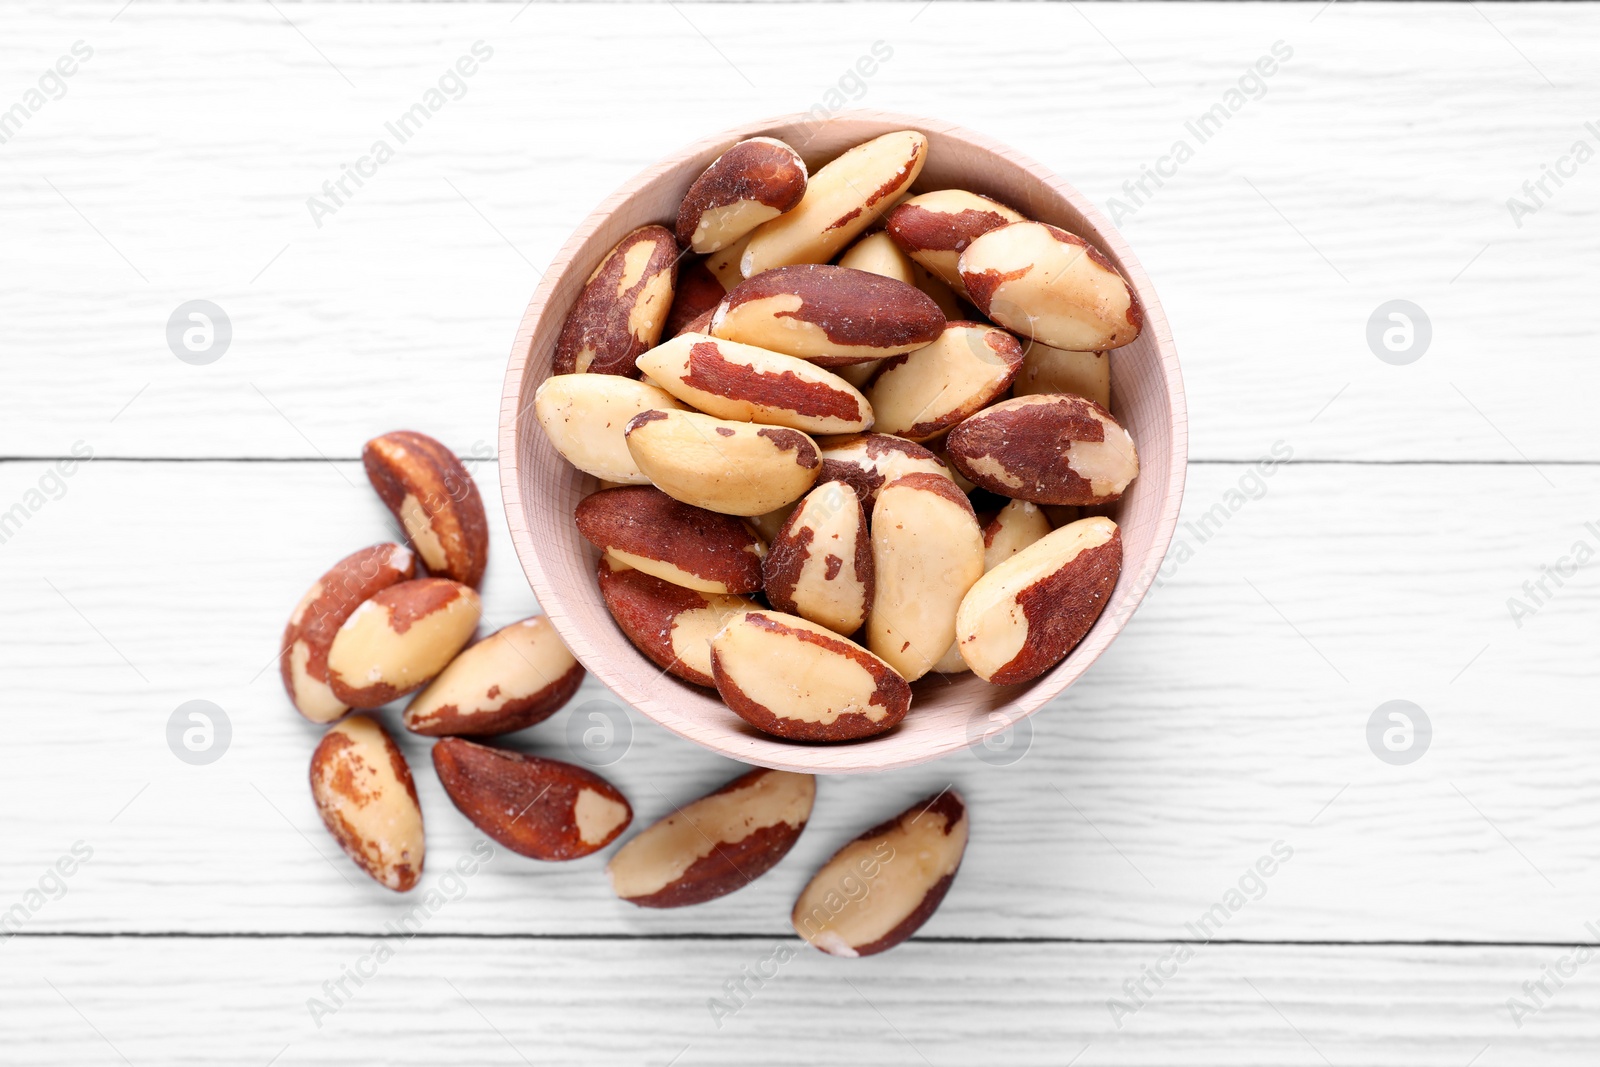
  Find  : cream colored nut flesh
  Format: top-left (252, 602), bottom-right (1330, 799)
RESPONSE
top-left (955, 516), bottom-right (1122, 684)
top-left (763, 480), bottom-right (872, 635)
top-left (534, 374), bottom-right (685, 484)
top-left (1013, 344), bottom-right (1111, 409)
top-left (834, 360), bottom-right (881, 389)
top-left (959, 221), bottom-right (1142, 351)
top-left (710, 610), bottom-right (911, 742)
top-left (623, 408), bottom-right (820, 516)
top-left (705, 233), bottom-right (752, 290)
top-left (326, 579), bottom-right (481, 708)
top-left (885, 188), bottom-right (1026, 290)
top-left (744, 503), bottom-right (796, 544)
top-left (867, 323), bottom-right (1024, 441)
top-left (742, 130), bottom-right (927, 276)
top-left (310, 715), bottom-right (425, 892)
top-left (984, 499), bottom-right (1052, 571)
top-left (934, 499), bottom-right (1052, 673)
top-left (868, 474), bottom-right (985, 682)
top-left (792, 791), bottom-right (968, 957)
top-left (837, 231), bottom-right (915, 284)
top-left (403, 616), bottom-right (583, 737)
top-left (607, 768), bottom-right (816, 907)
top-left (635, 333), bottom-right (872, 435)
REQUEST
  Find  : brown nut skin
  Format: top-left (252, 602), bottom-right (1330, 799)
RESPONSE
top-left (432, 738), bottom-right (632, 861)
top-left (326, 578), bottom-right (482, 708)
top-left (576, 485), bottom-right (766, 594)
top-left (607, 768), bottom-right (816, 908)
top-left (281, 543), bottom-right (416, 723)
top-left (711, 264), bottom-right (945, 366)
top-left (363, 431), bottom-right (489, 588)
top-left (596, 554), bottom-right (758, 687)
top-left (959, 221), bottom-right (1143, 351)
top-left (402, 616), bottom-right (584, 737)
top-left (866, 322), bottom-right (1025, 442)
top-left (815, 432), bottom-right (953, 511)
top-left (675, 137), bottom-right (808, 254)
top-left (310, 715), bottom-right (425, 892)
top-left (553, 224), bottom-right (678, 377)
top-left (710, 610), bottom-right (911, 743)
top-left (944, 394), bottom-right (1139, 506)
top-left (885, 189), bottom-right (1026, 291)
top-left (663, 259), bottom-right (729, 338)
top-left (792, 790), bottom-right (968, 957)
top-left (956, 517), bottom-right (1121, 684)
top-left (763, 480), bottom-right (872, 636)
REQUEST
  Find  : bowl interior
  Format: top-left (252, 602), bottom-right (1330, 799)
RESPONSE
top-left (501, 110), bottom-right (1187, 774)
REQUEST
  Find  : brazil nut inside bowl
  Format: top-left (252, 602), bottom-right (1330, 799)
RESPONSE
top-left (500, 110), bottom-right (1187, 774)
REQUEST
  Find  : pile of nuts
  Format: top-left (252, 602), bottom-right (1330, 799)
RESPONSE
top-left (278, 126), bottom-right (1142, 957)
top-left (280, 429), bottom-right (968, 954)
top-left (537, 128), bottom-right (1142, 743)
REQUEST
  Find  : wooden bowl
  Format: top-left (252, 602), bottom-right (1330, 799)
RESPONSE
top-left (500, 110), bottom-right (1187, 774)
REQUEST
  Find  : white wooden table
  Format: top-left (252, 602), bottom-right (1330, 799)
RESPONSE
top-left (5, 2), bottom-right (1598, 1062)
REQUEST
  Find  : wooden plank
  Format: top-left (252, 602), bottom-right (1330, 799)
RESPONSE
top-left (2, 936), bottom-right (1592, 1065)
top-left (3, 4), bottom-right (1598, 461)
top-left (4, 457), bottom-right (1596, 940)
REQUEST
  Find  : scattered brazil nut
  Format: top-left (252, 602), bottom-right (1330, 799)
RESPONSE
top-left (624, 408), bottom-right (820, 516)
top-left (959, 221), bottom-right (1142, 351)
top-left (403, 616), bottom-right (584, 737)
top-left (534, 374), bottom-right (686, 484)
top-left (885, 189), bottom-right (1025, 291)
top-left (866, 322), bottom-right (1025, 441)
top-left (792, 790), bottom-right (968, 957)
top-left (575, 485), bottom-right (766, 594)
top-left (325, 578), bottom-right (482, 708)
top-left (944, 393), bottom-right (1139, 506)
top-left (364, 430), bottom-right (489, 587)
top-left (553, 224), bottom-right (678, 376)
top-left (1013, 343), bottom-right (1110, 409)
top-left (596, 554), bottom-right (759, 687)
top-left (675, 137), bottom-right (808, 254)
top-left (710, 264), bottom-right (944, 365)
top-left (310, 715), bottom-right (425, 892)
top-left (837, 230), bottom-right (915, 285)
top-left (635, 333), bottom-right (873, 435)
top-left (607, 768), bottom-right (816, 908)
top-left (742, 130), bottom-right (927, 276)
top-left (432, 737), bottom-right (631, 861)
top-left (281, 543), bottom-right (416, 723)
top-left (762, 479), bottom-right (873, 636)
top-left (955, 516), bottom-right (1122, 684)
top-left (868, 473), bottom-right (985, 682)
top-left (815, 432), bottom-right (952, 510)
top-left (710, 610), bottom-right (911, 742)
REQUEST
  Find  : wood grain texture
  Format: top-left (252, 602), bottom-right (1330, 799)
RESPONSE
top-left (501, 110), bottom-right (1186, 772)
top-left (4, 937), bottom-right (1594, 1066)
top-left (2, 3), bottom-right (1596, 462)
top-left (4, 458), bottom-right (1596, 941)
